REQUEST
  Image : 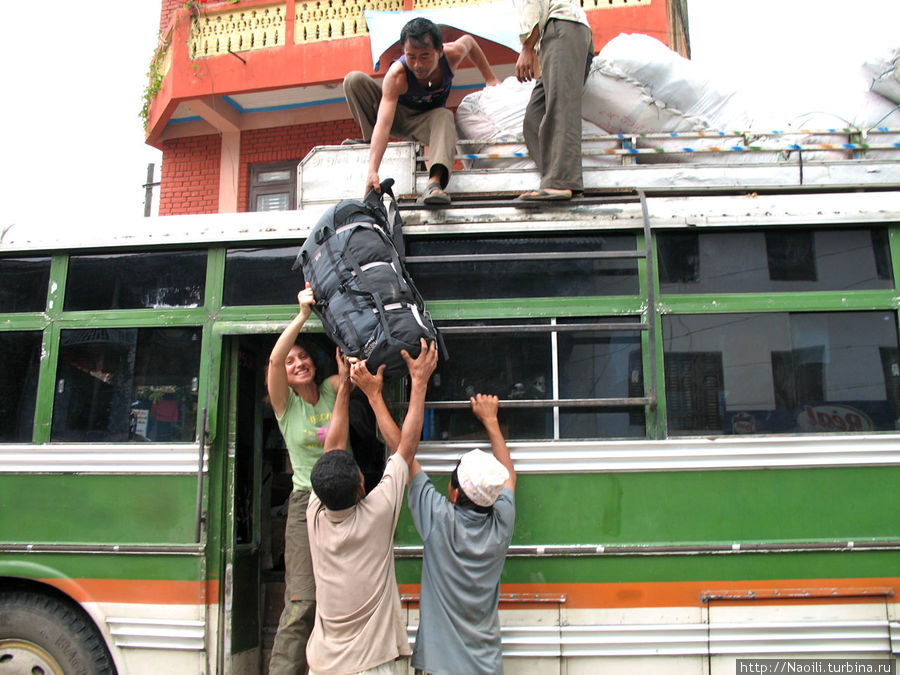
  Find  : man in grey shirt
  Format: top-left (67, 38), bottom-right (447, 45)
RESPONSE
top-left (408, 394), bottom-right (516, 675)
top-left (351, 368), bottom-right (517, 675)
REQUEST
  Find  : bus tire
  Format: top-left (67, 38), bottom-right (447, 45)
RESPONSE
top-left (0, 590), bottom-right (116, 675)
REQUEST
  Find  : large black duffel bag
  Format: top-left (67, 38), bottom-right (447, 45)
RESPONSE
top-left (293, 179), bottom-right (442, 380)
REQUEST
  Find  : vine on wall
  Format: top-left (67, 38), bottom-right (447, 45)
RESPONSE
top-left (140, 32), bottom-right (170, 130)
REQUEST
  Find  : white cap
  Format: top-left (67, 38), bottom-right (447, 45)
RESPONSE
top-left (457, 449), bottom-right (509, 507)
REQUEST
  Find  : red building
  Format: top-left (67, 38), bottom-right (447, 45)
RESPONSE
top-left (145, 0), bottom-right (685, 215)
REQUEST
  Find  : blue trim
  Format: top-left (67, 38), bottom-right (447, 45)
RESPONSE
top-left (223, 96), bottom-right (244, 112)
top-left (222, 95), bottom-right (348, 114)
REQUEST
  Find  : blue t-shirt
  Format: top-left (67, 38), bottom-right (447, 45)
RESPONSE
top-left (397, 54), bottom-right (454, 111)
top-left (408, 470), bottom-right (515, 675)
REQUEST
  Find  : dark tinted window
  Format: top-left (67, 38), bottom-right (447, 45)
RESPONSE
top-left (558, 323), bottom-right (645, 438)
top-left (662, 311), bottom-right (900, 435)
top-left (52, 328), bottom-right (201, 442)
top-left (224, 246), bottom-right (303, 306)
top-left (407, 234), bottom-right (640, 300)
top-left (0, 331), bottom-right (42, 442)
top-left (0, 257), bottom-right (51, 313)
top-left (658, 227), bottom-right (892, 293)
top-left (65, 251), bottom-right (206, 310)
top-left (426, 318), bottom-right (645, 441)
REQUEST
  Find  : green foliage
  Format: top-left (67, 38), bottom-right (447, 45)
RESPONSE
top-left (140, 32), bottom-right (169, 130)
top-left (140, 1), bottom-right (241, 129)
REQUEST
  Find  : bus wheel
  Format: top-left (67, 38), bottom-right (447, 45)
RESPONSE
top-left (0, 591), bottom-right (116, 675)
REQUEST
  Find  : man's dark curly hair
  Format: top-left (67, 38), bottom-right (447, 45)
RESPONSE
top-left (400, 17), bottom-right (443, 51)
top-left (311, 451), bottom-right (361, 510)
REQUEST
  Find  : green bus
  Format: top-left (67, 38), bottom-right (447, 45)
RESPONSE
top-left (1, 135), bottom-right (899, 673)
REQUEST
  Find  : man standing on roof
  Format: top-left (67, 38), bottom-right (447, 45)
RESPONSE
top-left (343, 17), bottom-right (500, 206)
top-left (514, 0), bottom-right (594, 202)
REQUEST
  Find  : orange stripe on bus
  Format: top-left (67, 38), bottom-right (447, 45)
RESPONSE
top-left (40, 578), bottom-right (219, 605)
top-left (42, 577), bottom-right (898, 608)
top-left (401, 578), bottom-right (900, 609)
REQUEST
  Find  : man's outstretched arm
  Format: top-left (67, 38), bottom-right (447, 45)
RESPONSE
top-left (364, 65), bottom-right (405, 196)
top-left (471, 393), bottom-right (516, 491)
top-left (322, 349), bottom-right (353, 453)
top-left (350, 361), bottom-right (401, 453)
top-left (445, 34), bottom-right (500, 86)
top-left (396, 340), bottom-right (439, 467)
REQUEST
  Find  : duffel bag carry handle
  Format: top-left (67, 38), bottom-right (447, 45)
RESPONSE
top-left (363, 178), bottom-right (405, 260)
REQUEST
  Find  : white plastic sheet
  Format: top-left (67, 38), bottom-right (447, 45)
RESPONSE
top-left (362, 2), bottom-right (522, 71)
top-left (865, 47), bottom-right (900, 104)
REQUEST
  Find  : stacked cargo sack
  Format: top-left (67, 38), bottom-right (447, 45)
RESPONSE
top-left (455, 76), bottom-right (618, 170)
top-left (294, 178), bottom-right (443, 380)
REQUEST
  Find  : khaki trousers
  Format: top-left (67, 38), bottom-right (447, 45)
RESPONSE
top-left (268, 490), bottom-right (316, 675)
top-left (523, 19), bottom-right (594, 192)
top-left (343, 70), bottom-right (457, 187)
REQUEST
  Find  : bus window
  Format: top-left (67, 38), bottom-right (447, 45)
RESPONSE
top-left (64, 250), bottom-right (206, 310)
top-left (428, 318), bottom-right (645, 441)
top-left (662, 311), bottom-right (900, 435)
top-left (224, 245), bottom-right (302, 306)
top-left (557, 327), bottom-right (645, 439)
top-left (406, 233), bottom-right (640, 300)
top-left (0, 331), bottom-right (41, 442)
top-left (51, 327), bottom-right (201, 442)
top-left (0, 256), bottom-right (51, 313)
top-left (658, 227), bottom-right (893, 294)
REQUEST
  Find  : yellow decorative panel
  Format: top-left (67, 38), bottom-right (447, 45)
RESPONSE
top-left (295, 0), bottom-right (404, 43)
top-left (411, 0), bottom-right (497, 8)
top-left (189, 4), bottom-right (287, 58)
top-left (411, 0), bottom-right (649, 7)
top-left (582, 0), bottom-right (650, 8)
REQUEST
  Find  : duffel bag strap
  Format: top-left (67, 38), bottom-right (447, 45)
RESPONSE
top-left (339, 308), bottom-right (366, 354)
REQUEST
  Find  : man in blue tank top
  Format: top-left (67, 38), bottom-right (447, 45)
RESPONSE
top-left (343, 18), bottom-right (500, 205)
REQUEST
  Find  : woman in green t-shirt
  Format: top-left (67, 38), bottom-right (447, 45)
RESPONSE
top-left (266, 282), bottom-right (344, 674)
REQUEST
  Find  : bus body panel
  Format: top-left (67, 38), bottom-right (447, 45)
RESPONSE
top-left (2, 136), bottom-right (900, 671)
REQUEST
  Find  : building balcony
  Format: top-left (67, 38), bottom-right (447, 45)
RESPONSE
top-left (144, 0), bottom-right (677, 148)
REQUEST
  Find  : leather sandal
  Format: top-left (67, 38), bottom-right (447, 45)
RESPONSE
top-left (418, 182), bottom-right (451, 206)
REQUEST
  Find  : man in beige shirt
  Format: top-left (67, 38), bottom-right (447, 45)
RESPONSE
top-left (305, 339), bottom-right (438, 675)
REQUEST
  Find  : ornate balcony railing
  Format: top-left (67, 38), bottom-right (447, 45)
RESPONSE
top-left (184, 0), bottom-right (652, 56)
top-left (295, 0), bottom-right (401, 43)
top-left (189, 3), bottom-right (287, 58)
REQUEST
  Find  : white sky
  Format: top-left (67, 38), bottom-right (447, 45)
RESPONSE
top-left (1, 1), bottom-right (897, 229)
top-left (688, 0), bottom-right (900, 120)
top-left (1, 3), bottom-right (163, 228)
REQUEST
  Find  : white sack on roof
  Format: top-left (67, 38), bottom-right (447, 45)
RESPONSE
top-left (457, 32), bottom-right (899, 169)
top-left (582, 32), bottom-right (900, 165)
top-left (455, 77), bottom-right (535, 169)
top-left (582, 33), bottom-right (754, 135)
top-left (580, 33), bottom-right (790, 164)
top-left (788, 65), bottom-right (900, 161)
top-left (455, 77), bottom-right (619, 169)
